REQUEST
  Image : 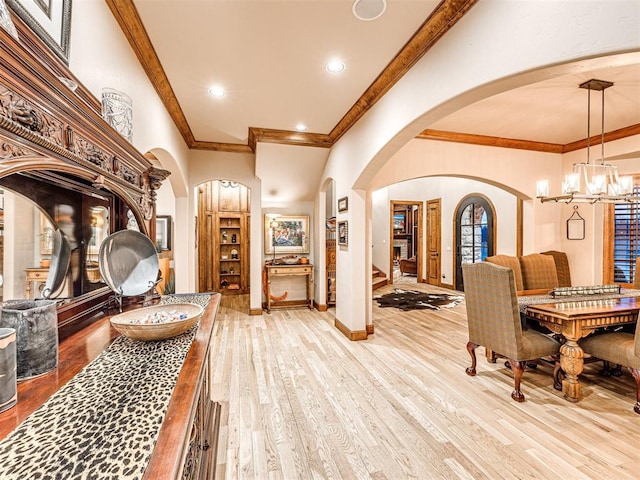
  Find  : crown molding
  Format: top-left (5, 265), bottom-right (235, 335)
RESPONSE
top-left (417, 130), bottom-right (565, 153)
top-left (105, 0), bottom-right (195, 146)
top-left (562, 123), bottom-right (640, 153)
top-left (329, 0), bottom-right (479, 144)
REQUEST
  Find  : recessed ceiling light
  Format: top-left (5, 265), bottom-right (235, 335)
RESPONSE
top-left (326, 60), bottom-right (345, 73)
top-left (295, 124), bottom-right (307, 132)
top-left (352, 0), bottom-right (387, 21)
top-left (208, 86), bottom-right (226, 97)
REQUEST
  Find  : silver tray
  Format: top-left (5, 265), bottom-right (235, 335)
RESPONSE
top-left (98, 230), bottom-right (159, 297)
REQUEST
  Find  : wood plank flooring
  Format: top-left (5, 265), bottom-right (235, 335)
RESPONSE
top-left (210, 281), bottom-right (640, 479)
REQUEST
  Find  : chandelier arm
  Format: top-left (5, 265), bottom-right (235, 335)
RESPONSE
top-left (600, 85), bottom-right (605, 165)
top-left (587, 85), bottom-right (591, 165)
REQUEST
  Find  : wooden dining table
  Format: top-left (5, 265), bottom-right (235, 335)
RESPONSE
top-left (520, 292), bottom-right (640, 403)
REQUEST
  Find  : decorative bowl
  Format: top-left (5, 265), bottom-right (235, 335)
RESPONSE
top-left (280, 256), bottom-right (299, 265)
top-left (109, 303), bottom-right (204, 341)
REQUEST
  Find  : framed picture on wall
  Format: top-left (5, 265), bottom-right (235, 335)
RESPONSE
top-left (7, 0), bottom-right (72, 63)
top-left (338, 221), bottom-right (348, 246)
top-left (156, 215), bottom-right (172, 251)
top-left (264, 214), bottom-right (310, 255)
top-left (337, 196), bottom-right (348, 213)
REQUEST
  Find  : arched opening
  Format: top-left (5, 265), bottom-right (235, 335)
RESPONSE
top-left (454, 194), bottom-right (496, 291)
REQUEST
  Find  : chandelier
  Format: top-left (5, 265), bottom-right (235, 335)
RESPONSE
top-left (536, 79), bottom-right (639, 203)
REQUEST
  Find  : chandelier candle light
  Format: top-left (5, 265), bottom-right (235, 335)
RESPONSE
top-left (536, 79), bottom-right (638, 203)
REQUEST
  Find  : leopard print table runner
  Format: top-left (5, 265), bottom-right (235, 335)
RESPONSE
top-left (0, 293), bottom-right (212, 480)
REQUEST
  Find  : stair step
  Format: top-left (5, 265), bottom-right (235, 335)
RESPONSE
top-left (372, 276), bottom-right (388, 290)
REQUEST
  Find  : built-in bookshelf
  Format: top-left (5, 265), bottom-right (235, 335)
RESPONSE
top-left (326, 217), bottom-right (336, 306)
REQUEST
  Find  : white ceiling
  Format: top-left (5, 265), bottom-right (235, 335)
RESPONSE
top-left (134, 0), bottom-right (441, 144)
top-left (132, 1), bottom-right (640, 175)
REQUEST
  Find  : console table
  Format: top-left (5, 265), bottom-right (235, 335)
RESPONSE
top-left (24, 267), bottom-right (48, 298)
top-left (264, 264), bottom-right (314, 313)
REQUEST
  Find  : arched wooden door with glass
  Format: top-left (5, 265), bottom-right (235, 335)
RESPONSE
top-left (455, 195), bottom-right (495, 291)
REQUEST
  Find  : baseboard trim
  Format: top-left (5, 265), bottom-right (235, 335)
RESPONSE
top-left (366, 324), bottom-right (374, 335)
top-left (439, 282), bottom-right (455, 290)
top-left (249, 308), bottom-right (263, 316)
top-left (314, 301), bottom-right (328, 312)
top-left (334, 318), bottom-right (368, 341)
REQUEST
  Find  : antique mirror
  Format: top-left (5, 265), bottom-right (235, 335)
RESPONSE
top-left (0, 171), bottom-right (115, 303)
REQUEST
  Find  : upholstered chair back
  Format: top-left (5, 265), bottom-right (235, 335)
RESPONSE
top-left (485, 254), bottom-right (524, 291)
top-left (519, 253), bottom-right (559, 290)
top-left (462, 262), bottom-right (523, 359)
top-left (541, 250), bottom-right (572, 287)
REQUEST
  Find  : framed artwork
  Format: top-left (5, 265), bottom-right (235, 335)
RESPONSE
top-left (393, 213), bottom-right (405, 231)
top-left (338, 221), bottom-right (348, 246)
top-left (7, 0), bottom-right (72, 63)
top-left (338, 196), bottom-right (348, 213)
top-left (156, 215), bottom-right (172, 251)
top-left (265, 214), bottom-right (310, 255)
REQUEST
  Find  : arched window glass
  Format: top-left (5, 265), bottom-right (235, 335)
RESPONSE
top-left (455, 195), bottom-right (495, 291)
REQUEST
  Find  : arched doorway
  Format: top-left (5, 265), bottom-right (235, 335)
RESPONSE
top-left (455, 195), bottom-right (495, 291)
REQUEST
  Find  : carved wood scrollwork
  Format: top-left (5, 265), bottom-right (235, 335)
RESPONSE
top-left (0, 79), bottom-right (163, 223)
top-left (0, 86), bottom-right (64, 148)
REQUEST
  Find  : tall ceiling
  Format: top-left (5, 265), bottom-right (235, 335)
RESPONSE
top-left (115, 1), bottom-right (639, 165)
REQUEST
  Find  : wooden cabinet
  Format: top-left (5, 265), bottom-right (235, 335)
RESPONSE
top-left (327, 218), bottom-right (336, 306)
top-left (197, 181), bottom-right (251, 295)
top-left (216, 213), bottom-right (249, 295)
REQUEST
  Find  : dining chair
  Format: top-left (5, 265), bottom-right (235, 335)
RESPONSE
top-left (579, 322), bottom-right (640, 414)
top-left (485, 254), bottom-right (524, 291)
top-left (462, 262), bottom-right (561, 402)
top-left (541, 250), bottom-right (572, 287)
top-left (519, 253), bottom-right (559, 290)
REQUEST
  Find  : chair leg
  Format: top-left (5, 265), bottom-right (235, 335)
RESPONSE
top-left (466, 342), bottom-right (478, 376)
top-left (507, 359), bottom-right (526, 402)
top-left (486, 348), bottom-right (497, 363)
top-left (599, 360), bottom-right (612, 376)
top-left (629, 367), bottom-right (640, 415)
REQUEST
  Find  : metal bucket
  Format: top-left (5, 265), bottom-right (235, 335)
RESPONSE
top-left (0, 300), bottom-right (58, 380)
top-left (0, 327), bottom-right (17, 412)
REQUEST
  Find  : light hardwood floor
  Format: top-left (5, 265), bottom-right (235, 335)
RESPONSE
top-left (210, 281), bottom-right (640, 479)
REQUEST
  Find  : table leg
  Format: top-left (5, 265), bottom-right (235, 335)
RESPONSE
top-left (560, 337), bottom-right (584, 402)
top-left (266, 273), bottom-right (272, 313)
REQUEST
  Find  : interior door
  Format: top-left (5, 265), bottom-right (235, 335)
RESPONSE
top-left (389, 200), bottom-right (423, 284)
top-left (426, 199), bottom-right (441, 285)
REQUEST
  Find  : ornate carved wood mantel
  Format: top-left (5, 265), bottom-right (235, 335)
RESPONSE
top-left (0, 12), bottom-right (170, 334)
top-left (0, 17), bottom-right (169, 232)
